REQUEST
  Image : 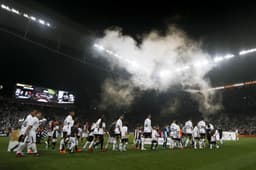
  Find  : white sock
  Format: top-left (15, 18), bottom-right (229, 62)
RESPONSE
top-left (16, 142), bottom-right (26, 154)
top-left (119, 143), bottom-right (123, 151)
top-left (31, 143), bottom-right (37, 153)
top-left (141, 138), bottom-right (145, 150)
top-left (59, 139), bottom-right (64, 150)
top-left (113, 140), bottom-right (116, 150)
top-left (88, 141), bottom-right (95, 149)
top-left (83, 141), bottom-right (89, 149)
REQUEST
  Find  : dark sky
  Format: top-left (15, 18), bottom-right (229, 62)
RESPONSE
top-left (1, 0), bottom-right (256, 122)
top-left (32, 0), bottom-right (256, 45)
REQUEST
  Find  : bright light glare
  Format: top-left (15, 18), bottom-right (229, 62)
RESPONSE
top-left (39, 19), bottom-right (45, 25)
top-left (193, 60), bottom-right (209, 67)
top-left (94, 44), bottom-right (105, 51)
top-left (224, 54), bottom-right (234, 59)
top-left (213, 56), bottom-right (224, 63)
top-left (30, 16), bottom-right (36, 21)
top-left (11, 8), bottom-right (20, 15)
top-left (1, 3), bottom-right (52, 28)
top-left (239, 48), bottom-right (256, 55)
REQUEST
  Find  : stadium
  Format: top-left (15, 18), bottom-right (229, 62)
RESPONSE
top-left (1, 0), bottom-right (256, 170)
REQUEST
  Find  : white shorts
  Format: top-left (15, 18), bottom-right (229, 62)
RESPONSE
top-left (47, 131), bottom-right (53, 137)
top-left (29, 131), bottom-right (36, 143)
top-left (82, 132), bottom-right (88, 138)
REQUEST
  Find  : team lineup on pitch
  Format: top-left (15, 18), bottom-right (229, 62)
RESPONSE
top-left (10, 110), bottom-right (232, 157)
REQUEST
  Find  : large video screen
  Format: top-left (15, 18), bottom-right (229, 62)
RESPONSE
top-left (15, 83), bottom-right (75, 104)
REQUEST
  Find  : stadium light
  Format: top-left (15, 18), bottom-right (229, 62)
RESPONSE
top-left (1, 3), bottom-right (52, 28)
top-left (193, 60), bottom-right (209, 67)
top-left (30, 16), bottom-right (36, 21)
top-left (38, 19), bottom-right (45, 25)
top-left (213, 56), bottom-right (224, 63)
top-left (224, 54), bottom-right (235, 59)
top-left (94, 43), bottom-right (105, 51)
top-left (11, 8), bottom-right (20, 15)
top-left (239, 48), bottom-right (256, 55)
top-left (23, 13), bottom-right (29, 18)
top-left (1, 4), bottom-right (10, 11)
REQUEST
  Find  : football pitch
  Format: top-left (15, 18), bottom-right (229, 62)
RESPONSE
top-left (0, 137), bottom-right (256, 170)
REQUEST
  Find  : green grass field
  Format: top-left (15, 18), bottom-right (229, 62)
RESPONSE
top-left (0, 137), bottom-right (256, 170)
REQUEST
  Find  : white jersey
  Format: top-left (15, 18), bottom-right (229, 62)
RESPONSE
top-left (63, 115), bottom-right (74, 134)
top-left (31, 117), bottom-right (40, 132)
top-left (197, 120), bottom-right (206, 134)
top-left (29, 116), bottom-right (40, 143)
top-left (77, 127), bottom-right (83, 137)
top-left (151, 129), bottom-right (159, 141)
top-left (184, 120), bottom-right (193, 134)
top-left (193, 126), bottom-right (200, 138)
top-left (94, 118), bottom-right (106, 135)
top-left (170, 122), bottom-right (179, 138)
top-left (20, 114), bottom-right (34, 135)
top-left (211, 129), bottom-right (218, 142)
top-left (115, 118), bottom-right (123, 134)
top-left (121, 126), bottom-right (128, 139)
top-left (89, 123), bottom-right (96, 136)
top-left (144, 118), bottom-right (152, 133)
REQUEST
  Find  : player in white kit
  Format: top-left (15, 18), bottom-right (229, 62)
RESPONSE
top-left (197, 120), bottom-right (206, 149)
top-left (193, 126), bottom-right (200, 149)
top-left (151, 126), bottom-right (160, 150)
top-left (141, 114), bottom-right (152, 150)
top-left (113, 115), bottom-right (124, 151)
top-left (16, 110), bottom-right (37, 157)
top-left (27, 111), bottom-right (45, 156)
top-left (121, 122), bottom-right (129, 151)
top-left (59, 111), bottom-right (75, 153)
top-left (184, 120), bottom-right (193, 147)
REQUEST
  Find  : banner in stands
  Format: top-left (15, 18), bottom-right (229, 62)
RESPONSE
top-left (15, 83), bottom-right (75, 104)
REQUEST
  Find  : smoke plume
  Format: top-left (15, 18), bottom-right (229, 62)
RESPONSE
top-left (95, 26), bottom-right (222, 116)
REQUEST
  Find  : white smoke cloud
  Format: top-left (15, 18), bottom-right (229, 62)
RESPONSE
top-left (95, 26), bottom-right (222, 115)
top-left (98, 78), bottom-right (137, 109)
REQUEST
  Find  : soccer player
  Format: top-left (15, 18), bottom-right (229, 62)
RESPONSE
top-left (151, 126), bottom-right (160, 150)
top-left (27, 111), bottom-right (44, 156)
top-left (162, 125), bottom-right (169, 149)
top-left (113, 115), bottom-right (124, 151)
top-left (184, 120), bottom-right (193, 148)
top-left (197, 120), bottom-right (207, 149)
top-left (141, 114), bottom-right (152, 150)
top-left (121, 122), bottom-right (129, 151)
top-left (210, 129), bottom-right (220, 149)
top-left (206, 122), bottom-right (214, 148)
top-left (45, 118), bottom-right (54, 149)
top-left (59, 111), bottom-right (75, 153)
top-left (218, 127), bottom-right (223, 144)
top-left (69, 121), bottom-right (80, 153)
top-left (193, 125), bottom-right (200, 149)
top-left (51, 121), bottom-right (59, 150)
top-left (134, 125), bottom-right (142, 150)
top-left (88, 114), bottom-right (106, 152)
top-left (81, 121), bottom-right (89, 144)
top-left (16, 110), bottom-right (37, 157)
top-left (169, 120), bottom-right (178, 149)
top-left (83, 122), bottom-right (95, 150)
top-left (104, 121), bottom-right (116, 150)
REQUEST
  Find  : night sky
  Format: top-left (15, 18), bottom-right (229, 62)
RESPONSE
top-left (1, 0), bottom-right (256, 123)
